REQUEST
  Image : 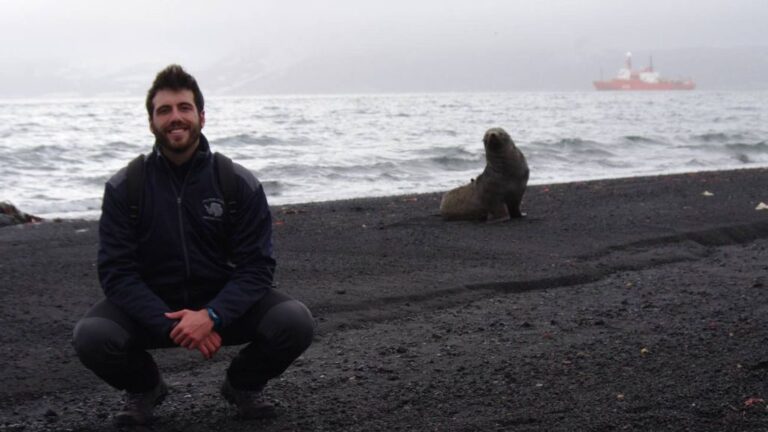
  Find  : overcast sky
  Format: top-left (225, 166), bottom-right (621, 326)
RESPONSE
top-left (1, 0), bottom-right (767, 95)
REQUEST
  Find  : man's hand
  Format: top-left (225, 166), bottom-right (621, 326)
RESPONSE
top-left (165, 309), bottom-right (214, 349)
top-left (198, 331), bottom-right (222, 360)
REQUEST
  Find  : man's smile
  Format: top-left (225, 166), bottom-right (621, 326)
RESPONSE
top-left (166, 124), bottom-right (189, 139)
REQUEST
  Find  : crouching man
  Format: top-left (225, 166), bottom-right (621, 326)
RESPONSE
top-left (72, 64), bottom-right (314, 426)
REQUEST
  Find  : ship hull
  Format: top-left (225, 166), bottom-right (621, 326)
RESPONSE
top-left (593, 79), bottom-right (695, 91)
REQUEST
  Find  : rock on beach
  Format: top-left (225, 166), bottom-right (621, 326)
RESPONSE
top-left (0, 201), bottom-right (42, 227)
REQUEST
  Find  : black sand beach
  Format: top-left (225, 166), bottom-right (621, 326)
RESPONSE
top-left (2, 168), bottom-right (768, 431)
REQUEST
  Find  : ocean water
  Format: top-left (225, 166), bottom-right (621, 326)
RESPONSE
top-left (1, 91), bottom-right (767, 220)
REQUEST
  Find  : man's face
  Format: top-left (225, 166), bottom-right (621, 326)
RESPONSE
top-left (149, 89), bottom-right (205, 157)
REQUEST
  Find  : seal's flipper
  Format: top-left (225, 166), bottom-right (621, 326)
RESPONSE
top-left (486, 203), bottom-right (510, 223)
top-left (506, 203), bottom-right (524, 218)
top-left (504, 192), bottom-right (526, 218)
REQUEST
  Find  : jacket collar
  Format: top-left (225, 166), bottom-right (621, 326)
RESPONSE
top-left (153, 133), bottom-right (212, 168)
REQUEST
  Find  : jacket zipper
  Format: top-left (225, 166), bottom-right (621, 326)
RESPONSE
top-left (167, 165), bottom-right (193, 305)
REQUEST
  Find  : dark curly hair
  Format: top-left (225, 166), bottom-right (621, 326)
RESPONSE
top-left (145, 64), bottom-right (204, 120)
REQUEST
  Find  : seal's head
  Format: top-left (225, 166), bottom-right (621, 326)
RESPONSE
top-left (483, 127), bottom-right (514, 153)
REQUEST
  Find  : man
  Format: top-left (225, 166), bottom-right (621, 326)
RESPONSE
top-left (72, 65), bottom-right (314, 426)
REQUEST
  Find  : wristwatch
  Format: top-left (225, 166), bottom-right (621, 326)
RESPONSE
top-left (206, 307), bottom-right (222, 330)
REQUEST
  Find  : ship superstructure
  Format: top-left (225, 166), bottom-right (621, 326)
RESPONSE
top-left (594, 52), bottom-right (695, 91)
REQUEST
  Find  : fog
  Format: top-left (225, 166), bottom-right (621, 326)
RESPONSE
top-left (1, 0), bottom-right (767, 97)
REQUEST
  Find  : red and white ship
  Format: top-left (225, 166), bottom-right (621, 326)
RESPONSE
top-left (593, 52), bottom-right (695, 91)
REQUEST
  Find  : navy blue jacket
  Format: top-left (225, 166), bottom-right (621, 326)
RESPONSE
top-left (98, 135), bottom-right (275, 339)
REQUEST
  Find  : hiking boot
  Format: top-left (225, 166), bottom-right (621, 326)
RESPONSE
top-left (113, 380), bottom-right (168, 426)
top-left (221, 378), bottom-right (276, 419)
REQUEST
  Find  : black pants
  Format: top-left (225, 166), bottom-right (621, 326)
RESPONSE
top-left (72, 290), bottom-right (314, 393)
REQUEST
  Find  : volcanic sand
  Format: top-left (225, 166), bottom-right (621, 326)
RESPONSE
top-left (1, 168), bottom-right (768, 431)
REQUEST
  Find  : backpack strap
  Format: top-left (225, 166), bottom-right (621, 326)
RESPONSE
top-left (214, 152), bottom-right (238, 217)
top-left (126, 154), bottom-right (145, 221)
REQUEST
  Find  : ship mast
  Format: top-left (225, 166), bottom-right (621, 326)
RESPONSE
top-left (625, 51), bottom-right (632, 71)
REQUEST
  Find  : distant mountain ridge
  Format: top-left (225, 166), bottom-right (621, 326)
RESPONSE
top-left (206, 46), bottom-right (768, 94)
top-left (1, 46), bottom-right (766, 98)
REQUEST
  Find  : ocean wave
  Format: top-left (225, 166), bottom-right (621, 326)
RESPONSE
top-left (78, 174), bottom-right (112, 187)
top-left (712, 116), bottom-right (741, 123)
top-left (423, 129), bottom-right (458, 137)
top-left (552, 137), bottom-right (601, 148)
top-left (725, 141), bottom-right (768, 164)
top-left (693, 132), bottom-right (748, 143)
top-left (725, 141), bottom-right (768, 153)
top-left (424, 146), bottom-right (477, 158)
top-left (685, 159), bottom-right (708, 167)
top-left (101, 140), bottom-right (135, 147)
top-left (213, 134), bottom-right (288, 147)
top-left (624, 135), bottom-right (664, 144)
top-left (734, 154), bottom-right (752, 163)
top-left (439, 103), bottom-right (469, 109)
top-left (89, 146), bottom-right (133, 162)
top-left (261, 180), bottom-right (287, 197)
top-left (531, 138), bottom-right (616, 158)
top-left (426, 155), bottom-right (482, 171)
top-left (259, 161), bottom-right (401, 179)
top-left (11, 121), bottom-right (44, 128)
top-left (526, 151), bottom-right (571, 163)
top-left (257, 157), bottom-right (479, 188)
top-left (414, 146), bottom-right (482, 171)
top-left (597, 159), bottom-right (632, 168)
top-left (728, 106), bottom-right (759, 112)
top-left (31, 197), bottom-right (102, 219)
top-left (12, 143), bottom-right (70, 156)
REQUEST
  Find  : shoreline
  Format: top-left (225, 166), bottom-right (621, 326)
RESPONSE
top-left (2, 167), bottom-right (768, 431)
top-left (9, 165), bottom-right (768, 223)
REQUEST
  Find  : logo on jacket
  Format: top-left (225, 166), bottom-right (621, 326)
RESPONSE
top-left (202, 198), bottom-right (225, 221)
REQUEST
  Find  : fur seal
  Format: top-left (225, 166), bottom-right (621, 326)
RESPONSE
top-left (440, 127), bottom-right (529, 222)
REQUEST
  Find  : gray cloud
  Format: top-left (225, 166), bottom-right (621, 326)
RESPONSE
top-left (1, 0), bottom-right (767, 96)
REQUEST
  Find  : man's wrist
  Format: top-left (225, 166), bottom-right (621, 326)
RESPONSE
top-left (206, 307), bottom-right (222, 330)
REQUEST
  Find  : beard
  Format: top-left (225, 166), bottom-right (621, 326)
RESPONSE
top-left (152, 119), bottom-right (202, 155)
